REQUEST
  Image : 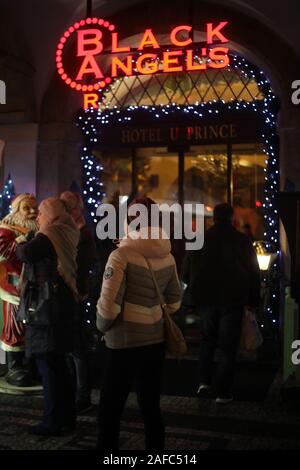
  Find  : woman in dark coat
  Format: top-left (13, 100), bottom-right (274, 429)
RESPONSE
top-left (60, 190), bottom-right (97, 413)
top-left (16, 197), bottom-right (79, 436)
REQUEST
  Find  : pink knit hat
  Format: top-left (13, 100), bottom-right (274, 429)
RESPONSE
top-left (39, 197), bottom-right (68, 224)
top-left (60, 191), bottom-right (83, 213)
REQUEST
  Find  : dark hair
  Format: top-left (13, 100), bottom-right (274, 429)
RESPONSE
top-left (127, 196), bottom-right (158, 228)
top-left (213, 203), bottom-right (234, 223)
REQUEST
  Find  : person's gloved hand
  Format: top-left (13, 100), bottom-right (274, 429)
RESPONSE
top-left (15, 230), bottom-right (35, 244)
top-left (26, 230), bottom-right (35, 241)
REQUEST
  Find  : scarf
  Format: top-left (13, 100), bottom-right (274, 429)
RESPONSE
top-left (39, 212), bottom-right (79, 298)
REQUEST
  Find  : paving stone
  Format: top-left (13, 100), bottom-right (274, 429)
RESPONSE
top-left (0, 390), bottom-right (300, 450)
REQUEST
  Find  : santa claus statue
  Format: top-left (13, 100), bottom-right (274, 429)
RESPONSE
top-left (0, 193), bottom-right (38, 386)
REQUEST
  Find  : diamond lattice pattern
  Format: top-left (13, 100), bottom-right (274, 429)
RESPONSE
top-left (101, 66), bottom-right (264, 109)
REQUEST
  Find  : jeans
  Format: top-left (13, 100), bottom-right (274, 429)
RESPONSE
top-left (197, 304), bottom-right (243, 396)
top-left (97, 342), bottom-right (165, 451)
top-left (35, 353), bottom-right (76, 431)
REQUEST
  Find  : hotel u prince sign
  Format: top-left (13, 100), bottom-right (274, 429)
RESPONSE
top-left (96, 119), bottom-right (263, 147)
top-left (56, 17), bottom-right (230, 108)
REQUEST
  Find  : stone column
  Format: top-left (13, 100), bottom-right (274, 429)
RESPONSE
top-left (36, 121), bottom-right (82, 201)
top-left (278, 106), bottom-right (300, 282)
top-left (279, 106), bottom-right (300, 191)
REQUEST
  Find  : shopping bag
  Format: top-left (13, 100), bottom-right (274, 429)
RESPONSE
top-left (144, 257), bottom-right (187, 359)
top-left (240, 308), bottom-right (263, 351)
top-left (162, 305), bottom-right (188, 358)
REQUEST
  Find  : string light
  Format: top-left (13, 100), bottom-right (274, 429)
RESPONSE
top-left (0, 174), bottom-right (15, 217)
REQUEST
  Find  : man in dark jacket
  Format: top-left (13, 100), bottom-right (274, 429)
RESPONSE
top-left (190, 203), bottom-right (261, 403)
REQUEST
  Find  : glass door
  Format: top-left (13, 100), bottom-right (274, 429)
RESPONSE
top-left (183, 143), bottom-right (266, 236)
top-left (135, 147), bottom-right (179, 205)
top-left (93, 147), bottom-right (132, 202)
top-left (232, 143), bottom-right (266, 240)
top-left (184, 145), bottom-right (228, 230)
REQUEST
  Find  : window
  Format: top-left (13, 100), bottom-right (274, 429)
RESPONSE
top-left (232, 143), bottom-right (266, 240)
top-left (93, 148), bottom-right (132, 202)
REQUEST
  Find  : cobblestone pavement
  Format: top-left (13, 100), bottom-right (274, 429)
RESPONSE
top-left (0, 340), bottom-right (297, 451)
top-left (0, 388), bottom-right (300, 451)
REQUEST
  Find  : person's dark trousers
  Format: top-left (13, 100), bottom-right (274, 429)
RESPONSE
top-left (35, 352), bottom-right (76, 431)
top-left (97, 342), bottom-right (165, 452)
top-left (70, 350), bottom-right (91, 403)
top-left (69, 303), bottom-right (91, 404)
top-left (197, 304), bottom-right (244, 396)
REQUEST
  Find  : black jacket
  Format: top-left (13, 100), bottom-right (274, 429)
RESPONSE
top-left (183, 222), bottom-right (261, 308)
top-left (16, 233), bottom-right (77, 357)
top-left (76, 225), bottom-right (96, 298)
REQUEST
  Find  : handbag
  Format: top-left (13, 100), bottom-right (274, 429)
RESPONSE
top-left (144, 257), bottom-right (187, 359)
top-left (16, 263), bottom-right (61, 326)
top-left (240, 307), bottom-right (263, 352)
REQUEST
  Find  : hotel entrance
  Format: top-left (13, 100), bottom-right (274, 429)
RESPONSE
top-left (81, 51), bottom-right (279, 339)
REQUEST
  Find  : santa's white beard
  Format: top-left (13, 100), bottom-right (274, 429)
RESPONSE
top-left (1, 212), bottom-right (38, 232)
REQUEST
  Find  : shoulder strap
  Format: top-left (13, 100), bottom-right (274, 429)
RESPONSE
top-left (144, 257), bottom-right (166, 309)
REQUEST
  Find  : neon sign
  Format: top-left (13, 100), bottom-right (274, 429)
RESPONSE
top-left (56, 18), bottom-right (230, 108)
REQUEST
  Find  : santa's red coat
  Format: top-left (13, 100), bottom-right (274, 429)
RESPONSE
top-left (0, 226), bottom-right (25, 351)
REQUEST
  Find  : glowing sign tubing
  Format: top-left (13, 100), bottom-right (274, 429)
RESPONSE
top-left (56, 18), bottom-right (229, 94)
top-left (56, 17), bottom-right (114, 91)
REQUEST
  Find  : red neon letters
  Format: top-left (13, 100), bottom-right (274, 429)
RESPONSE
top-left (170, 25), bottom-right (193, 47)
top-left (56, 18), bottom-right (230, 106)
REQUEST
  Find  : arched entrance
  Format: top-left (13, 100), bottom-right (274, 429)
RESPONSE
top-left (78, 52), bottom-right (280, 338)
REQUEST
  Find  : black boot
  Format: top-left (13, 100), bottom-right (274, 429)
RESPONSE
top-left (5, 351), bottom-right (36, 387)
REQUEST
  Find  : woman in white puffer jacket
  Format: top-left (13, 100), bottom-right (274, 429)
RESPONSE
top-left (96, 197), bottom-right (181, 451)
